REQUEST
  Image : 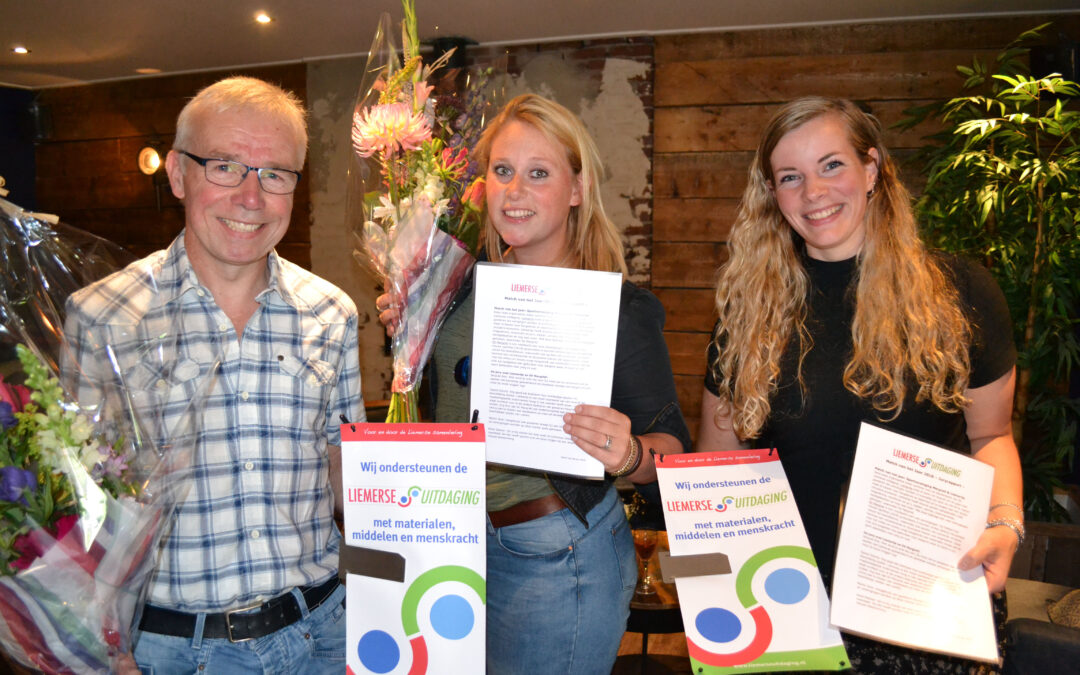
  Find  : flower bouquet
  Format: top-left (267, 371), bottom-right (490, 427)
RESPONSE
top-left (349, 0), bottom-right (497, 422)
top-left (0, 196), bottom-right (217, 673)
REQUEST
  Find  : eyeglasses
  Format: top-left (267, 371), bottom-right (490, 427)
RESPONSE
top-left (178, 150), bottom-right (302, 195)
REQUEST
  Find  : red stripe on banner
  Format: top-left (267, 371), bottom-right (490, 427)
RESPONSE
top-left (341, 423), bottom-right (486, 443)
top-left (657, 449), bottom-right (778, 468)
top-left (687, 605), bottom-right (773, 667)
top-left (407, 635), bottom-right (428, 675)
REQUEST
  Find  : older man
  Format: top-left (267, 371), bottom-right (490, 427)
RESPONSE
top-left (64, 76), bottom-right (362, 673)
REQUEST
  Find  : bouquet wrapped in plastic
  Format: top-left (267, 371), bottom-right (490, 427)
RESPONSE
top-left (0, 196), bottom-right (219, 673)
top-left (349, 0), bottom-right (498, 421)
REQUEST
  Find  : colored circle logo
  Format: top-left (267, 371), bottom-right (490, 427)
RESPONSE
top-left (696, 607), bottom-right (742, 643)
top-left (715, 496), bottom-right (735, 512)
top-left (354, 566), bottom-right (486, 674)
top-left (687, 546), bottom-right (817, 668)
top-left (397, 485), bottom-right (422, 508)
top-left (764, 567), bottom-right (810, 605)
top-left (357, 630), bottom-right (399, 674)
top-left (430, 594), bottom-right (474, 640)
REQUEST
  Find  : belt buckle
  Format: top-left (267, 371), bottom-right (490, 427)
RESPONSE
top-left (225, 601), bottom-right (263, 643)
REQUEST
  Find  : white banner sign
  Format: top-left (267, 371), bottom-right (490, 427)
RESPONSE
top-left (341, 423), bottom-right (486, 675)
top-left (656, 450), bottom-right (848, 673)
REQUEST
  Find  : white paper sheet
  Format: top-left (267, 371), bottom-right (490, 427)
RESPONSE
top-left (830, 422), bottom-right (999, 663)
top-left (470, 262), bottom-right (621, 478)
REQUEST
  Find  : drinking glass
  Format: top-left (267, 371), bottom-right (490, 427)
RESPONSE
top-left (633, 529), bottom-right (658, 595)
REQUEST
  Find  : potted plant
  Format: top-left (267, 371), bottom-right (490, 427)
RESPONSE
top-left (899, 25), bottom-right (1080, 520)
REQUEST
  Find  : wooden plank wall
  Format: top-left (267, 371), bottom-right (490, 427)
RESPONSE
top-left (33, 64), bottom-right (310, 266)
top-left (652, 14), bottom-right (1080, 438)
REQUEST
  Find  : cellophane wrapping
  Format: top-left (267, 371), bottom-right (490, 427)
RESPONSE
top-left (0, 197), bottom-right (220, 673)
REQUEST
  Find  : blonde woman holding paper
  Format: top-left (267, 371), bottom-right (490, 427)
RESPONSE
top-left (380, 93), bottom-right (690, 673)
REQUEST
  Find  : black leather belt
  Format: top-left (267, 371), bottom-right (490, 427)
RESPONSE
top-left (139, 576), bottom-right (340, 642)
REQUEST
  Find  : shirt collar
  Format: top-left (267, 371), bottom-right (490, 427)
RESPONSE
top-left (259, 249), bottom-right (304, 309)
top-left (164, 231), bottom-right (303, 310)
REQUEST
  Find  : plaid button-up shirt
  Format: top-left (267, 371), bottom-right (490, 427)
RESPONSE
top-left (64, 233), bottom-right (363, 612)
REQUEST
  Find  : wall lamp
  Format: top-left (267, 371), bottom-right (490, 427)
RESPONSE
top-left (137, 146), bottom-right (162, 175)
top-left (137, 144), bottom-right (166, 211)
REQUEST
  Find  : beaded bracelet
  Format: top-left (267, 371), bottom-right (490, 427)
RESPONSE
top-left (610, 435), bottom-right (642, 478)
top-left (986, 517), bottom-right (1025, 546)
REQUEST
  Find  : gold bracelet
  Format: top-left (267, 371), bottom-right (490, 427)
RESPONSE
top-left (626, 436), bottom-right (644, 475)
top-left (989, 502), bottom-right (1023, 515)
top-left (986, 517), bottom-right (1025, 546)
top-left (610, 436), bottom-right (641, 478)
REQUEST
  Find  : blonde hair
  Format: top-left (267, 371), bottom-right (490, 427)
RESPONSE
top-left (174, 76), bottom-right (308, 168)
top-left (473, 94), bottom-right (627, 275)
top-left (711, 97), bottom-right (971, 439)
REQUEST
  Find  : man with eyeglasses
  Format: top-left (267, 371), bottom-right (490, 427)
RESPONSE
top-left (63, 76), bottom-right (363, 673)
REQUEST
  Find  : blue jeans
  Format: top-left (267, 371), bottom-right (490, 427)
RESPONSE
top-left (132, 583), bottom-right (346, 674)
top-left (487, 486), bottom-right (636, 674)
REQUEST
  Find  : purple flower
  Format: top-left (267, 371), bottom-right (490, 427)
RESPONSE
top-left (0, 466), bottom-right (37, 505)
top-left (0, 401), bottom-right (15, 429)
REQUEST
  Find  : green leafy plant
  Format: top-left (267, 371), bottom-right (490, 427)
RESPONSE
top-left (899, 25), bottom-right (1080, 520)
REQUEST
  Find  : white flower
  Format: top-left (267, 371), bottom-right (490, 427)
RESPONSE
top-left (373, 194), bottom-right (411, 224)
top-left (69, 411), bottom-right (94, 447)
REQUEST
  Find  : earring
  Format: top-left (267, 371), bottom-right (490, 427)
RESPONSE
top-left (866, 184), bottom-right (876, 198)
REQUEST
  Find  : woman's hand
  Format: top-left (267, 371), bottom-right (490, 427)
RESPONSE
top-left (959, 523), bottom-right (1019, 593)
top-left (113, 652), bottom-right (141, 675)
top-left (375, 293), bottom-right (400, 337)
top-left (563, 404), bottom-right (635, 474)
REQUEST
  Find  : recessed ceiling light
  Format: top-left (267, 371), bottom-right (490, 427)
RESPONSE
top-left (12, 46), bottom-right (30, 55)
top-left (255, 12), bottom-right (273, 24)
top-left (135, 67), bottom-right (162, 74)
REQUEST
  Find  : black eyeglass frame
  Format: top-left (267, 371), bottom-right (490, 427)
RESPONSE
top-left (177, 150), bottom-right (303, 195)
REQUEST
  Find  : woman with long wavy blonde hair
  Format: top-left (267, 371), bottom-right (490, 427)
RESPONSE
top-left (698, 97), bottom-right (1022, 671)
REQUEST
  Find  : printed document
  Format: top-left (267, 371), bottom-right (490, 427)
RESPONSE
top-left (470, 262), bottom-right (621, 478)
top-left (830, 422), bottom-right (998, 663)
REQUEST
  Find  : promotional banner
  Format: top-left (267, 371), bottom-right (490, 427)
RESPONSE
top-left (341, 424), bottom-right (486, 675)
top-left (656, 450), bottom-right (848, 673)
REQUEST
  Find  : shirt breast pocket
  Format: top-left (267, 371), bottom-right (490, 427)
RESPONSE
top-left (122, 357), bottom-right (203, 433)
top-left (276, 348), bottom-right (338, 437)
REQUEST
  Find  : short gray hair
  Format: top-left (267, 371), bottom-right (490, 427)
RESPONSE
top-left (174, 76), bottom-right (308, 167)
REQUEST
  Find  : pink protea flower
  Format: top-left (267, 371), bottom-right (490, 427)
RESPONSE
top-left (352, 102), bottom-right (432, 158)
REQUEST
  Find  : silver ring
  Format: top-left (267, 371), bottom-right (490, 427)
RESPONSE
top-left (603, 435), bottom-right (612, 450)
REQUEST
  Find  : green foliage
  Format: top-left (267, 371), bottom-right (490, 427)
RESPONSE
top-left (901, 24), bottom-right (1080, 521)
